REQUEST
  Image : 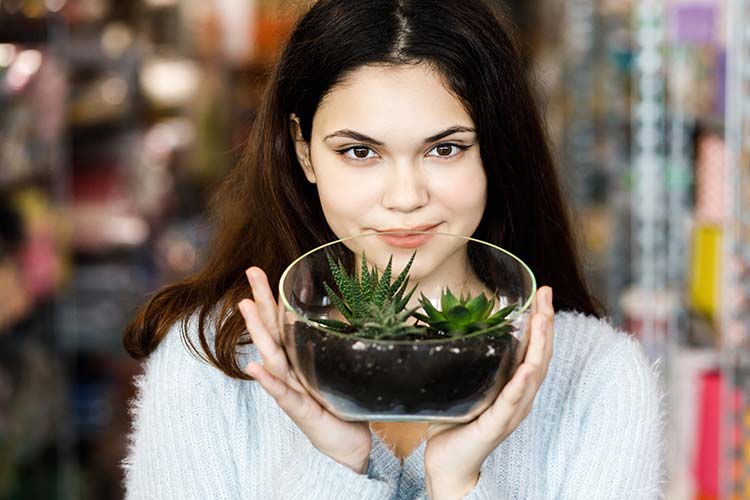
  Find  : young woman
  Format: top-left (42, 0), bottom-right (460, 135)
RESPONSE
top-left (122, 1), bottom-right (665, 499)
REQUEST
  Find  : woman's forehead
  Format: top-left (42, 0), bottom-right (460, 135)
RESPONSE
top-left (312, 63), bottom-right (474, 142)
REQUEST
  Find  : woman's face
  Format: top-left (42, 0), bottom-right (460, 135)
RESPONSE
top-left (291, 63), bottom-right (487, 285)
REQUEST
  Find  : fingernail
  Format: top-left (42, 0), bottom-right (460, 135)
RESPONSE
top-left (246, 269), bottom-right (256, 287)
top-left (238, 300), bottom-right (250, 315)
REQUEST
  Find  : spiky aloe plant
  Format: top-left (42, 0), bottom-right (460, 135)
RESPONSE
top-left (413, 288), bottom-right (517, 338)
top-left (315, 250), bottom-right (426, 340)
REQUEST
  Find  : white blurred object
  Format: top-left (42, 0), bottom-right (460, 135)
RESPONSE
top-left (0, 44), bottom-right (16, 68)
top-left (44, 0), bottom-right (66, 12)
top-left (72, 204), bottom-right (150, 251)
top-left (140, 57), bottom-right (200, 108)
top-left (101, 22), bottom-right (134, 59)
top-left (214, 0), bottom-right (257, 64)
top-left (5, 49), bottom-right (42, 92)
top-left (664, 345), bottom-right (718, 500)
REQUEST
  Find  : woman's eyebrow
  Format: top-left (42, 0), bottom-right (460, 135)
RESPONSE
top-left (423, 126), bottom-right (477, 142)
top-left (323, 125), bottom-right (476, 145)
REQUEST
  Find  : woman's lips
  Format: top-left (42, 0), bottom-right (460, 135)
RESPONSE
top-left (375, 224), bottom-right (439, 249)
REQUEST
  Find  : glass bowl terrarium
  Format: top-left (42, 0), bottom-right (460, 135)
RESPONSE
top-left (278, 231), bottom-right (536, 423)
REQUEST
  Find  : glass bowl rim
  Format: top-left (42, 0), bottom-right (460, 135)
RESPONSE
top-left (278, 231), bottom-right (537, 345)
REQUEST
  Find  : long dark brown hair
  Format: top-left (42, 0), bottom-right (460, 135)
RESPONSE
top-left (123, 0), bottom-right (604, 379)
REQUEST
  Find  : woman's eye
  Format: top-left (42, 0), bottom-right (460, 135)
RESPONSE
top-left (338, 146), bottom-right (378, 161)
top-left (427, 143), bottom-right (469, 159)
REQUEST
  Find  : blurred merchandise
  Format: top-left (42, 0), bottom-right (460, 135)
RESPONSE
top-left (620, 285), bottom-right (681, 346)
top-left (689, 224), bottom-right (721, 320)
top-left (665, 346), bottom-right (719, 500)
top-left (139, 56), bottom-right (199, 109)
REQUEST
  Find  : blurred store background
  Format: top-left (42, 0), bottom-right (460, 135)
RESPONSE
top-left (0, 0), bottom-right (748, 498)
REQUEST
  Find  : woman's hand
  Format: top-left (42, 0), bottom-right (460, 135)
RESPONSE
top-left (422, 286), bottom-right (556, 500)
top-left (238, 266), bottom-right (373, 474)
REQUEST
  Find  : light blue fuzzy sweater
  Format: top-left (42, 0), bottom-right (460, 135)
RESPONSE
top-left (122, 310), bottom-right (666, 499)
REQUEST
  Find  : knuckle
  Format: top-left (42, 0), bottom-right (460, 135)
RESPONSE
top-left (271, 379), bottom-right (289, 400)
top-left (524, 364), bottom-right (540, 385)
top-left (297, 399), bottom-right (319, 422)
top-left (536, 314), bottom-right (548, 329)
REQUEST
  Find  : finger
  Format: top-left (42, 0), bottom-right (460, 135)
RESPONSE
top-left (536, 288), bottom-right (554, 373)
top-left (246, 362), bottom-right (324, 422)
top-left (524, 287), bottom-right (543, 339)
top-left (523, 313), bottom-right (548, 379)
top-left (473, 363), bottom-right (534, 441)
top-left (518, 289), bottom-right (540, 356)
top-left (511, 362), bottom-right (548, 421)
top-left (542, 288), bottom-right (555, 361)
top-left (239, 299), bottom-right (290, 381)
top-left (246, 267), bottom-right (280, 341)
top-left (541, 286), bottom-right (554, 319)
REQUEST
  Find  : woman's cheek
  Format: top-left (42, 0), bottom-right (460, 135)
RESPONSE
top-left (434, 167), bottom-right (487, 211)
top-left (317, 177), bottom-right (378, 230)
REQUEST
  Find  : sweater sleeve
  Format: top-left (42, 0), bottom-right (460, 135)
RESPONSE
top-left (123, 319), bottom-right (402, 500)
top-left (397, 316), bottom-right (665, 500)
top-left (461, 336), bottom-right (665, 500)
top-left (277, 431), bottom-right (401, 499)
top-left (122, 333), bottom-right (242, 500)
top-left (549, 335), bottom-right (666, 499)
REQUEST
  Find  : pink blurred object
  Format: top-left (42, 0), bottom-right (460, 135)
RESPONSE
top-left (17, 231), bottom-right (57, 299)
top-left (694, 134), bottom-right (726, 225)
top-left (692, 370), bottom-right (743, 499)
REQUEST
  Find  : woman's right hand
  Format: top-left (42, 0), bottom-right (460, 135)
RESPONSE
top-left (238, 266), bottom-right (373, 474)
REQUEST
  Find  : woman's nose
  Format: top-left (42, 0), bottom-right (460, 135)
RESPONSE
top-left (381, 161), bottom-right (429, 212)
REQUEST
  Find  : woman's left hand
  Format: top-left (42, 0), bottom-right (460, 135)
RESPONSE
top-left (423, 286), bottom-right (555, 500)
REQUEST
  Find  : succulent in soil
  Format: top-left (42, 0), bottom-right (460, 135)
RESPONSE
top-left (314, 250), bottom-right (517, 340)
top-left (413, 288), bottom-right (517, 338)
top-left (315, 251), bottom-right (426, 339)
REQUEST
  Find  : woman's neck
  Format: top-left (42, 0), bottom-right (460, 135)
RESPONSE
top-left (369, 421), bottom-right (429, 461)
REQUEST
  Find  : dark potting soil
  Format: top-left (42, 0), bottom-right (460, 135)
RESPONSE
top-left (285, 321), bottom-right (519, 419)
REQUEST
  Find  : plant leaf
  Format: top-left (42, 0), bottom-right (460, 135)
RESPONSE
top-left (465, 292), bottom-right (489, 322)
top-left (418, 292), bottom-right (446, 322)
top-left (332, 255), bottom-right (367, 318)
top-left (482, 296), bottom-right (496, 318)
top-left (412, 312), bottom-right (431, 323)
top-left (484, 323), bottom-right (517, 338)
top-left (389, 251), bottom-right (416, 297)
top-left (395, 283), bottom-right (419, 311)
top-left (373, 255), bottom-right (393, 307)
top-left (326, 253), bottom-right (355, 311)
top-left (440, 287), bottom-right (460, 312)
top-left (314, 318), bottom-right (351, 331)
top-left (488, 303), bottom-right (517, 322)
top-left (445, 304), bottom-right (471, 324)
top-left (323, 281), bottom-right (352, 321)
top-left (360, 250), bottom-right (372, 303)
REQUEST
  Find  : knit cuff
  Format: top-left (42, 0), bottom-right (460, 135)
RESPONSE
top-left (400, 444), bottom-right (500, 500)
top-left (277, 433), bottom-right (400, 500)
top-left (460, 467), bottom-right (499, 500)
